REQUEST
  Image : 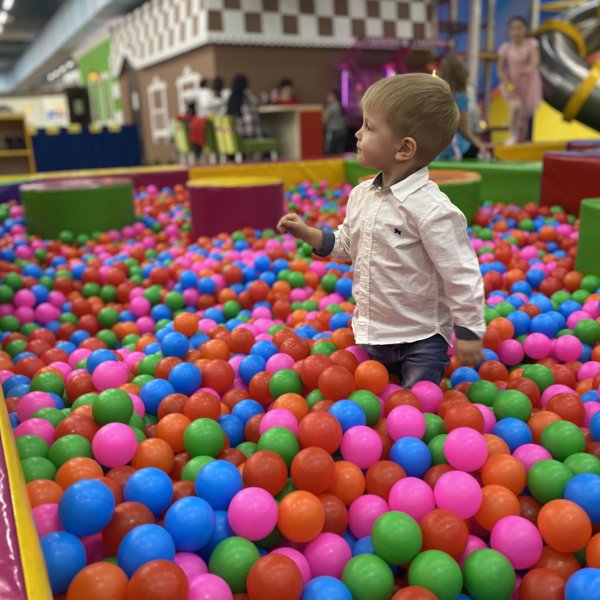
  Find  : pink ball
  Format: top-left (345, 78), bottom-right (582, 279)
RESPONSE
top-left (69, 349), bottom-right (91, 368)
top-left (33, 503), bottom-right (63, 537)
top-left (381, 383), bottom-right (403, 402)
top-left (92, 360), bottom-right (129, 392)
top-left (474, 403), bottom-right (497, 434)
top-left (14, 289), bottom-right (36, 308)
top-left (348, 494), bottom-right (389, 539)
top-left (188, 574), bottom-right (233, 600)
top-left (540, 384), bottom-right (577, 408)
top-left (174, 553), bottom-right (208, 581)
top-left (346, 345), bottom-right (370, 364)
top-left (554, 335), bottom-right (583, 362)
top-left (444, 427), bottom-right (488, 472)
top-left (340, 425), bottom-right (382, 469)
top-left (433, 471), bottom-right (483, 519)
top-left (459, 535), bottom-right (488, 566)
top-left (16, 391), bottom-right (55, 422)
top-left (227, 487), bottom-right (278, 541)
top-left (35, 303), bottom-right (60, 324)
top-left (512, 444), bottom-right (552, 472)
top-left (259, 408), bottom-right (298, 435)
top-left (567, 310), bottom-right (589, 329)
top-left (303, 533), bottom-right (352, 579)
top-left (14, 418), bottom-right (55, 445)
top-left (497, 339), bottom-right (524, 366)
top-left (523, 333), bottom-right (552, 360)
top-left (411, 380), bottom-right (443, 413)
top-left (130, 296), bottom-right (151, 317)
top-left (271, 548), bottom-right (311, 585)
top-left (128, 393), bottom-right (146, 417)
top-left (388, 477), bottom-right (435, 522)
top-left (490, 515), bottom-right (543, 569)
top-left (265, 353), bottom-right (295, 373)
top-left (82, 532), bottom-right (108, 564)
top-left (583, 402), bottom-right (600, 428)
top-left (386, 405), bottom-right (426, 441)
top-left (92, 423), bottom-right (138, 468)
top-left (15, 306), bottom-right (35, 324)
top-left (579, 361), bottom-right (600, 382)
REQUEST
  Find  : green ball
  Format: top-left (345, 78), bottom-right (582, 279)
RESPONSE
top-left (47, 434), bottom-right (92, 468)
top-left (342, 554), bottom-right (394, 600)
top-left (128, 413), bottom-right (145, 430)
top-left (493, 390), bottom-right (532, 421)
top-left (100, 285), bottom-right (117, 302)
top-left (20, 323), bottom-right (39, 336)
top-left (552, 291), bottom-right (571, 306)
top-left (96, 330), bottom-right (118, 348)
top-left (495, 302), bottom-right (515, 317)
top-left (257, 427), bottom-right (300, 467)
top-left (0, 316), bottom-right (20, 333)
top-left (223, 300), bottom-right (241, 319)
top-left (208, 537), bottom-right (260, 593)
top-left (59, 230), bottom-right (75, 244)
top-left (288, 271), bottom-right (305, 289)
top-left (580, 274), bottom-right (600, 292)
top-left (519, 219), bottom-right (534, 231)
top-left (521, 364), bottom-right (554, 392)
top-left (31, 407), bottom-right (66, 427)
top-left (541, 420), bottom-right (585, 460)
top-left (484, 307), bottom-right (500, 324)
top-left (143, 414), bottom-right (158, 427)
top-left (306, 389), bottom-right (324, 409)
top-left (429, 434), bottom-right (448, 465)
top-left (269, 369), bottom-right (302, 398)
top-left (255, 526), bottom-right (282, 550)
top-left (467, 380), bottom-right (499, 407)
top-left (571, 289), bottom-right (590, 305)
top-left (138, 355), bottom-right (162, 376)
top-left (0, 284), bottom-right (14, 303)
top-left (93, 389), bottom-right (134, 425)
top-left (82, 282), bottom-right (101, 298)
top-left (564, 453), bottom-right (600, 476)
top-left (31, 372), bottom-right (65, 396)
top-left (310, 341), bottom-right (337, 356)
top-left (133, 374), bottom-right (154, 387)
top-left (165, 291), bottom-right (185, 311)
top-left (528, 459), bottom-right (572, 503)
top-left (321, 274), bottom-right (338, 293)
top-left (423, 413), bottom-right (446, 443)
top-left (463, 549), bottom-right (516, 600)
top-left (181, 455), bottom-right (215, 481)
top-left (60, 313), bottom-right (78, 325)
top-left (371, 511), bottom-right (422, 565)
top-left (21, 456), bottom-right (57, 482)
top-left (4, 272), bottom-right (23, 290)
top-left (184, 418), bottom-right (225, 457)
top-left (72, 393), bottom-right (99, 410)
top-left (275, 478), bottom-right (298, 501)
top-left (98, 308), bottom-right (119, 328)
top-left (574, 319), bottom-right (600, 345)
top-left (236, 442), bottom-right (258, 459)
top-left (143, 286), bottom-right (162, 306)
top-left (16, 435), bottom-right (49, 459)
top-left (408, 550), bottom-right (463, 600)
top-left (349, 390), bottom-right (381, 426)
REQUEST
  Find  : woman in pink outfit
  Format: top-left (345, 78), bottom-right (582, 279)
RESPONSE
top-left (497, 16), bottom-right (543, 145)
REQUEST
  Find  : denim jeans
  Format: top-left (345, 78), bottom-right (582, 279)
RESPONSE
top-left (363, 334), bottom-right (450, 389)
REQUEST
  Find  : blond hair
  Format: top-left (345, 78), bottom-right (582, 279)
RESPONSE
top-left (361, 73), bottom-right (459, 163)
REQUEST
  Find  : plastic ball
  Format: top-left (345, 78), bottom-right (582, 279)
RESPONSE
top-left (92, 423), bottom-right (137, 467)
top-left (227, 487), bottom-right (278, 541)
top-left (490, 515), bottom-right (543, 569)
top-left (434, 471), bottom-right (483, 519)
top-left (41, 531), bottom-right (87, 595)
top-left (164, 496), bottom-right (216, 552)
top-left (58, 479), bottom-right (115, 537)
top-left (117, 523), bottom-right (176, 577)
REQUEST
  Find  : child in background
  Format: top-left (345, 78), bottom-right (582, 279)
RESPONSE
top-left (226, 74), bottom-right (264, 138)
top-left (323, 90), bottom-right (348, 154)
top-left (497, 16), bottom-right (542, 145)
top-left (279, 74), bottom-right (485, 388)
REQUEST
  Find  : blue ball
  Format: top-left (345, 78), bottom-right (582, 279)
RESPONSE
top-left (250, 340), bottom-right (279, 361)
top-left (390, 437), bottom-right (432, 477)
top-left (590, 411), bottom-right (600, 442)
top-left (199, 510), bottom-right (234, 560)
top-left (341, 530), bottom-right (357, 550)
top-left (143, 342), bottom-right (162, 355)
top-left (179, 270), bottom-right (198, 289)
top-left (302, 576), bottom-right (353, 600)
top-left (140, 379), bottom-right (175, 415)
top-left (530, 313), bottom-right (559, 337)
top-left (2, 374), bottom-right (29, 394)
top-left (328, 400), bottom-right (367, 432)
top-left (123, 467), bottom-right (173, 517)
top-left (117, 523), bottom-right (176, 577)
top-left (530, 293), bottom-right (553, 313)
top-left (41, 532), bottom-right (86, 595)
top-left (559, 300), bottom-right (582, 318)
top-left (58, 479), bottom-right (115, 537)
top-left (161, 332), bottom-right (189, 358)
top-left (330, 312), bottom-right (351, 330)
top-left (582, 390), bottom-right (599, 403)
top-left (164, 496), bottom-right (216, 551)
top-left (218, 414), bottom-right (245, 447)
top-left (507, 311), bottom-right (531, 336)
top-left (526, 269), bottom-right (545, 288)
top-left (195, 459), bottom-right (243, 510)
top-left (86, 349), bottom-right (118, 374)
top-left (450, 366), bottom-right (480, 387)
top-left (238, 354), bottom-right (266, 384)
top-left (564, 473), bottom-right (600, 524)
top-left (493, 417), bottom-right (533, 451)
top-left (510, 281), bottom-right (531, 296)
top-left (168, 362), bottom-right (202, 395)
top-left (565, 568), bottom-right (600, 600)
top-left (335, 278), bottom-right (353, 298)
top-left (231, 399), bottom-right (264, 425)
top-left (352, 536), bottom-right (374, 556)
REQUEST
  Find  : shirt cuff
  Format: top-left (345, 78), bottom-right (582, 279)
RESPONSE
top-left (313, 231), bottom-right (335, 257)
top-left (455, 326), bottom-right (481, 340)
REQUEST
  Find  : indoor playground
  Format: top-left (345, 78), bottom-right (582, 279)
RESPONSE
top-left (2, 1), bottom-right (600, 599)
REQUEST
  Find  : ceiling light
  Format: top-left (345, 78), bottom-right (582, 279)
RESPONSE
top-left (0, 11), bottom-right (8, 24)
top-left (2, 0), bottom-right (14, 11)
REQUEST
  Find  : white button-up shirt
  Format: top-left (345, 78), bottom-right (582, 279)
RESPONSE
top-left (320, 167), bottom-right (486, 345)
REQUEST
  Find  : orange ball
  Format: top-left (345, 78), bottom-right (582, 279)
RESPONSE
top-left (480, 454), bottom-right (527, 495)
top-left (66, 562), bottom-right (128, 600)
top-left (132, 438), bottom-right (175, 473)
top-left (201, 359), bottom-right (235, 394)
top-left (278, 490), bottom-right (325, 543)
top-left (586, 532), bottom-right (600, 568)
top-left (518, 568), bottom-right (566, 600)
top-left (326, 460), bottom-right (366, 506)
top-left (155, 413), bottom-right (191, 453)
top-left (173, 312), bottom-right (199, 337)
top-left (353, 360), bottom-right (389, 394)
top-left (246, 554), bottom-right (303, 600)
top-left (475, 484), bottom-right (521, 531)
top-left (55, 457), bottom-right (104, 489)
top-left (318, 365), bottom-right (356, 401)
top-left (272, 393), bottom-right (309, 422)
top-left (290, 447), bottom-right (336, 495)
top-left (125, 560), bottom-right (188, 600)
top-left (27, 479), bottom-right (64, 507)
top-left (538, 499), bottom-right (592, 553)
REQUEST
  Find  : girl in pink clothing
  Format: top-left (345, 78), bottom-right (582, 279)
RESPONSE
top-left (497, 16), bottom-right (543, 145)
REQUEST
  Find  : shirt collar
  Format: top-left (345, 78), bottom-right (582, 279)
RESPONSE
top-left (371, 166), bottom-right (430, 202)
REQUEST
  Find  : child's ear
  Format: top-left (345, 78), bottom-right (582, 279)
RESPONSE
top-left (395, 136), bottom-right (417, 162)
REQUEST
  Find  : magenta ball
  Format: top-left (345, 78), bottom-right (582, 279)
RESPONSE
top-left (174, 552), bottom-right (208, 581)
top-left (490, 515), bottom-right (543, 570)
top-left (188, 573), bottom-right (233, 600)
top-left (474, 403), bottom-right (497, 434)
top-left (523, 333), bottom-right (552, 360)
top-left (227, 487), bottom-right (278, 541)
top-left (259, 408), bottom-right (298, 435)
top-left (16, 391), bottom-right (55, 422)
top-left (386, 405), bottom-right (426, 441)
top-left (497, 339), bottom-right (524, 366)
top-left (578, 361), bottom-right (600, 381)
top-left (33, 503), bottom-right (62, 537)
top-left (91, 423), bottom-right (138, 468)
top-left (512, 444), bottom-right (552, 471)
top-left (271, 547), bottom-right (311, 585)
top-left (82, 532), bottom-right (108, 563)
top-left (92, 360), bottom-right (129, 392)
top-left (553, 335), bottom-right (583, 362)
top-left (303, 532), bottom-right (352, 579)
top-left (444, 427), bottom-right (488, 472)
top-left (14, 418), bottom-right (55, 445)
top-left (540, 384), bottom-right (577, 407)
top-left (411, 380), bottom-right (443, 413)
top-left (340, 425), bottom-right (382, 469)
top-left (433, 471), bottom-right (483, 519)
top-left (265, 353), bottom-right (295, 373)
top-left (388, 477), bottom-right (435, 522)
top-left (348, 494), bottom-right (389, 539)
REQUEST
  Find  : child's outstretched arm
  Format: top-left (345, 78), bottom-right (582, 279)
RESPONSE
top-left (277, 213), bottom-right (324, 249)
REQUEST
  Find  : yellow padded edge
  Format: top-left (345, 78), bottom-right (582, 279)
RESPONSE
top-left (0, 392), bottom-right (53, 600)
top-left (563, 61), bottom-right (600, 121)
top-left (535, 19), bottom-right (586, 56)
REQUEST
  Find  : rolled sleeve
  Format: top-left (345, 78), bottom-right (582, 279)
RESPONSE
top-left (420, 207), bottom-right (486, 339)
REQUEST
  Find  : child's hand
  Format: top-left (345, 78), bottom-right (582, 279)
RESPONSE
top-left (278, 213), bottom-right (308, 238)
top-left (454, 339), bottom-right (484, 365)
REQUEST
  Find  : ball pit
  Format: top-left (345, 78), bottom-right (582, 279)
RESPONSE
top-left (0, 181), bottom-right (599, 599)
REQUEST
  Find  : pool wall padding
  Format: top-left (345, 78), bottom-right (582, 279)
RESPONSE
top-left (576, 199), bottom-right (600, 276)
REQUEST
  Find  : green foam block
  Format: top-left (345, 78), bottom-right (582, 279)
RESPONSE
top-left (575, 198), bottom-right (600, 276)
